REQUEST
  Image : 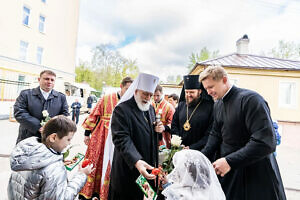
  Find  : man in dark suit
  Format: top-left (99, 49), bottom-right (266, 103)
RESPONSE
top-left (14, 70), bottom-right (69, 143)
top-left (108, 73), bottom-right (164, 200)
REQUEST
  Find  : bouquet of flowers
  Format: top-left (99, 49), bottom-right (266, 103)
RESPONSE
top-left (159, 135), bottom-right (183, 174)
top-left (40, 110), bottom-right (51, 126)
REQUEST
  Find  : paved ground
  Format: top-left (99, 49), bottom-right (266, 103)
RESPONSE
top-left (0, 115), bottom-right (299, 199)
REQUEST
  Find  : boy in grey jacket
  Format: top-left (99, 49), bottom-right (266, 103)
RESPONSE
top-left (8, 115), bottom-right (93, 200)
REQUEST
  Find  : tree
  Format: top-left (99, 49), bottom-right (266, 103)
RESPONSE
top-left (270, 40), bottom-right (300, 60)
top-left (75, 44), bottom-right (139, 91)
top-left (167, 75), bottom-right (175, 83)
top-left (122, 59), bottom-right (139, 79)
top-left (75, 62), bottom-right (102, 90)
top-left (187, 47), bottom-right (219, 71)
top-left (166, 75), bottom-right (182, 84)
top-left (175, 75), bottom-right (182, 83)
top-left (75, 62), bottom-right (94, 83)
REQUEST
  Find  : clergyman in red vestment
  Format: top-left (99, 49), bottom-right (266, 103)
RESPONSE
top-left (152, 85), bottom-right (175, 149)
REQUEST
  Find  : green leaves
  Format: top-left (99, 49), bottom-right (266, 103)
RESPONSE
top-left (270, 40), bottom-right (300, 60)
top-left (187, 47), bottom-right (220, 71)
top-left (161, 145), bottom-right (183, 174)
top-left (75, 44), bottom-right (139, 90)
top-left (63, 149), bottom-right (70, 160)
top-left (62, 144), bottom-right (79, 160)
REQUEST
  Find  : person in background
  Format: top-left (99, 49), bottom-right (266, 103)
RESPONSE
top-left (152, 85), bottom-right (175, 148)
top-left (167, 93), bottom-right (179, 108)
top-left (200, 65), bottom-right (286, 200)
top-left (79, 77), bottom-right (133, 200)
top-left (87, 94), bottom-right (94, 114)
top-left (7, 115), bottom-right (93, 199)
top-left (71, 99), bottom-right (82, 124)
top-left (273, 120), bottom-right (281, 156)
top-left (14, 70), bottom-right (69, 143)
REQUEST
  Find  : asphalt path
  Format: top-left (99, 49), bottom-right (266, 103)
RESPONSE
top-left (0, 114), bottom-right (299, 199)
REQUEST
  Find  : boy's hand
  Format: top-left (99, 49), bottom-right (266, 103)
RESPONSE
top-left (78, 162), bottom-right (94, 176)
top-left (63, 160), bottom-right (73, 166)
top-left (160, 171), bottom-right (168, 185)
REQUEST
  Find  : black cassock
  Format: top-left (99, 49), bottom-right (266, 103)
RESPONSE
top-left (202, 86), bottom-right (286, 200)
top-left (109, 96), bottom-right (158, 200)
top-left (171, 97), bottom-right (214, 150)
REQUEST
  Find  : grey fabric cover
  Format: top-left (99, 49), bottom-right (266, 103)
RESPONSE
top-left (7, 137), bottom-right (87, 200)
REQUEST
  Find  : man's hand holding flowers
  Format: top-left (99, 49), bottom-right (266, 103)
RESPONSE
top-left (39, 110), bottom-right (51, 133)
top-left (155, 121), bottom-right (165, 133)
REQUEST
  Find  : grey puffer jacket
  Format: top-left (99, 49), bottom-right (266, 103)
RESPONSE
top-left (7, 137), bottom-right (87, 200)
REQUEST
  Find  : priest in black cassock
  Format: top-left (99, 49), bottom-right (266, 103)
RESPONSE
top-left (171, 75), bottom-right (214, 150)
top-left (108, 73), bottom-right (164, 200)
top-left (200, 66), bottom-right (286, 200)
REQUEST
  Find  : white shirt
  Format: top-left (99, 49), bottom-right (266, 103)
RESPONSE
top-left (40, 88), bottom-right (52, 100)
top-left (222, 84), bottom-right (233, 99)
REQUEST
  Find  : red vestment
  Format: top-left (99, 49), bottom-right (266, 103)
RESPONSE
top-left (79, 93), bottom-right (118, 200)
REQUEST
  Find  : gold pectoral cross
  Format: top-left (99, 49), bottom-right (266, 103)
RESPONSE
top-left (183, 120), bottom-right (191, 131)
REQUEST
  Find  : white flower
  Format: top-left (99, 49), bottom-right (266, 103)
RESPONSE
top-left (171, 135), bottom-right (182, 147)
top-left (42, 110), bottom-right (49, 117)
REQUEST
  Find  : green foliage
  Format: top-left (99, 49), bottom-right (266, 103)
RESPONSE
top-left (161, 146), bottom-right (183, 174)
top-left (270, 40), bottom-right (300, 60)
top-left (166, 74), bottom-right (182, 84)
top-left (176, 75), bottom-right (182, 83)
top-left (122, 59), bottom-right (139, 79)
top-left (75, 44), bottom-right (139, 90)
top-left (75, 62), bottom-right (94, 83)
top-left (166, 75), bottom-right (175, 83)
top-left (62, 144), bottom-right (79, 160)
top-left (187, 47), bottom-right (220, 71)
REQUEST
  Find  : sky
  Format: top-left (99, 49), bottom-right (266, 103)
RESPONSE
top-left (76, 0), bottom-right (300, 82)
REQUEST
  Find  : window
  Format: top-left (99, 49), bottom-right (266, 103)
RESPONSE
top-left (36, 47), bottom-right (43, 64)
top-left (279, 82), bottom-right (297, 107)
top-left (39, 15), bottom-right (45, 32)
top-left (22, 6), bottom-right (30, 26)
top-left (17, 75), bottom-right (26, 93)
top-left (19, 41), bottom-right (28, 60)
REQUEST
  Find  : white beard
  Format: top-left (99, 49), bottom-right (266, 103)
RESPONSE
top-left (134, 94), bottom-right (150, 111)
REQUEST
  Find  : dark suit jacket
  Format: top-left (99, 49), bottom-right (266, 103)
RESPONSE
top-left (14, 86), bottom-right (69, 143)
top-left (109, 96), bottom-right (158, 200)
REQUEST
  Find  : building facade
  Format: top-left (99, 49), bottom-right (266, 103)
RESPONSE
top-left (0, 0), bottom-right (80, 117)
top-left (190, 35), bottom-right (300, 133)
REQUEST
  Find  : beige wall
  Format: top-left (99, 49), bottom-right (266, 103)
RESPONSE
top-left (0, 0), bottom-right (80, 92)
top-left (195, 66), bottom-right (300, 122)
